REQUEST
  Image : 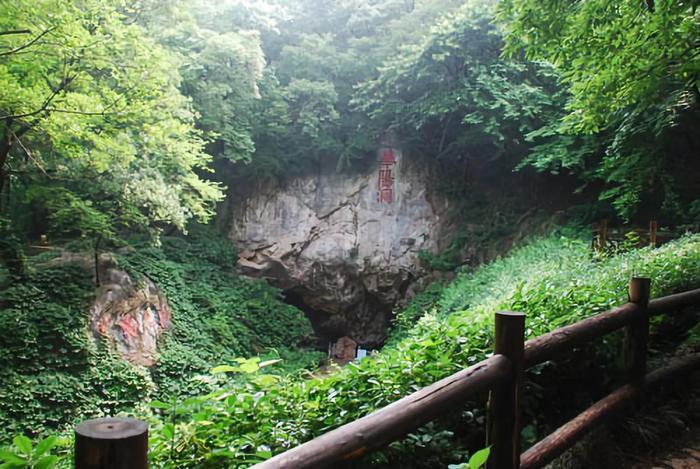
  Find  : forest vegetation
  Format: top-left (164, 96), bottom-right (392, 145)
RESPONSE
top-left (0, 0), bottom-right (698, 468)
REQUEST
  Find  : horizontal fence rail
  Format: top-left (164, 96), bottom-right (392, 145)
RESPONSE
top-left (648, 287), bottom-right (700, 316)
top-left (74, 280), bottom-right (700, 469)
top-left (254, 354), bottom-right (512, 469)
top-left (520, 352), bottom-right (700, 469)
top-left (523, 302), bottom-right (640, 368)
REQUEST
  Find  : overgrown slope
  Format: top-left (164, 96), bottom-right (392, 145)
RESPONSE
top-left (0, 227), bottom-right (319, 443)
top-left (3, 232), bottom-right (699, 468)
top-left (131, 234), bottom-right (700, 467)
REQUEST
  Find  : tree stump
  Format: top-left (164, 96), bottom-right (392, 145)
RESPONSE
top-left (75, 418), bottom-right (148, 469)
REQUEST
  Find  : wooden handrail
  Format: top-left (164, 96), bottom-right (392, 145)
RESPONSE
top-left (520, 384), bottom-right (638, 469)
top-left (520, 352), bottom-right (700, 469)
top-left (524, 303), bottom-right (640, 368)
top-left (254, 355), bottom-right (512, 469)
top-left (648, 287), bottom-right (700, 316)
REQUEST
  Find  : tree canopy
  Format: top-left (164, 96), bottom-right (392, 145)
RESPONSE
top-left (0, 0), bottom-right (223, 244)
top-left (2, 0), bottom-right (698, 239)
top-left (498, 0), bottom-right (700, 218)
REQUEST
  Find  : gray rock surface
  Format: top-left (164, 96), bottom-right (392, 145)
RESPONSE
top-left (226, 154), bottom-right (448, 346)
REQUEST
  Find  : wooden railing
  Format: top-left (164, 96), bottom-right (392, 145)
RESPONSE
top-left (252, 278), bottom-right (700, 469)
top-left (591, 219), bottom-right (700, 251)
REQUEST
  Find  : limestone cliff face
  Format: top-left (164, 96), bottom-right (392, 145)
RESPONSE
top-left (226, 153), bottom-right (448, 346)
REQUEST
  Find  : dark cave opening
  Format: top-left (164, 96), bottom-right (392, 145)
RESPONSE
top-left (282, 287), bottom-right (394, 351)
top-left (282, 289), bottom-right (339, 350)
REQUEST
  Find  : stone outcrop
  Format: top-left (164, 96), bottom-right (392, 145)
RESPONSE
top-left (225, 152), bottom-right (448, 347)
top-left (90, 265), bottom-right (172, 366)
top-left (332, 336), bottom-right (358, 365)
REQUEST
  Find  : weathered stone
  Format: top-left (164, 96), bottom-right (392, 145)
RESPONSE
top-left (667, 457), bottom-right (699, 469)
top-left (225, 154), bottom-right (448, 346)
top-left (333, 336), bottom-right (358, 364)
top-left (91, 266), bottom-right (172, 366)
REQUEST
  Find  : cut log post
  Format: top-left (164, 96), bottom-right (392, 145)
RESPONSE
top-left (487, 311), bottom-right (526, 469)
top-left (625, 277), bottom-right (651, 385)
top-left (599, 220), bottom-right (608, 251)
top-left (75, 418), bottom-right (148, 469)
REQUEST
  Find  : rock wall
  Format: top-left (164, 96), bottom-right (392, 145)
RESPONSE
top-left (90, 265), bottom-right (172, 366)
top-left (46, 252), bottom-right (172, 366)
top-left (226, 152), bottom-right (448, 347)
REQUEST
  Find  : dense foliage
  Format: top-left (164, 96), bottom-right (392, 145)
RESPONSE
top-left (144, 234), bottom-right (700, 468)
top-left (0, 1), bottom-right (223, 246)
top-left (1, 1), bottom-right (699, 468)
top-left (3, 232), bottom-right (697, 468)
top-left (2, 0), bottom-right (698, 235)
top-left (498, 0), bottom-right (700, 219)
top-left (0, 227), bottom-right (318, 445)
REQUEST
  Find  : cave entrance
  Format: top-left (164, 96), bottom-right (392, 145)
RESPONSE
top-left (282, 289), bottom-right (338, 350)
top-left (282, 287), bottom-right (393, 353)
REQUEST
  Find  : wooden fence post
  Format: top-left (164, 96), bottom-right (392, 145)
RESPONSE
top-left (649, 220), bottom-right (658, 248)
top-left (625, 277), bottom-right (651, 385)
top-left (599, 220), bottom-right (608, 251)
top-left (75, 418), bottom-right (148, 469)
top-left (487, 311), bottom-right (526, 469)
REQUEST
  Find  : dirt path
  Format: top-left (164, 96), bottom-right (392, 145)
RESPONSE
top-left (626, 425), bottom-right (700, 469)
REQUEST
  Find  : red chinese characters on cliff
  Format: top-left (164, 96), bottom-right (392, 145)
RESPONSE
top-left (377, 148), bottom-right (397, 204)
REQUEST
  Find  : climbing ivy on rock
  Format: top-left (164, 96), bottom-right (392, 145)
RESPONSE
top-left (0, 226), bottom-right (319, 443)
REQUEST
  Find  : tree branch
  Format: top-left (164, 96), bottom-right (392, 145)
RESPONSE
top-left (44, 108), bottom-right (122, 116)
top-left (9, 129), bottom-right (48, 177)
top-left (0, 26), bottom-right (56, 57)
top-left (0, 30), bottom-right (32, 37)
top-left (0, 72), bottom-right (77, 121)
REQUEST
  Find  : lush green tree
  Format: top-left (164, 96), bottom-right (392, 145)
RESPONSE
top-left (498, 0), bottom-right (700, 219)
top-left (354, 0), bottom-right (562, 171)
top-left (0, 0), bottom-right (223, 245)
top-left (181, 30), bottom-right (265, 165)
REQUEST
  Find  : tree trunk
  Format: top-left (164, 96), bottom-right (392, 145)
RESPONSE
top-left (0, 121), bottom-right (13, 200)
top-left (94, 236), bottom-right (103, 287)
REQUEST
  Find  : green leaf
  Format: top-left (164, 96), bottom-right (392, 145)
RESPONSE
top-left (0, 449), bottom-right (26, 466)
top-left (469, 446), bottom-right (491, 469)
top-left (33, 436), bottom-right (57, 458)
top-left (253, 374), bottom-right (280, 387)
top-left (258, 359), bottom-right (282, 369)
top-left (148, 400), bottom-right (171, 410)
top-left (34, 455), bottom-right (58, 469)
top-left (210, 365), bottom-right (240, 374)
top-left (239, 361), bottom-right (259, 374)
top-left (161, 423), bottom-right (174, 440)
top-left (12, 436), bottom-right (32, 456)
